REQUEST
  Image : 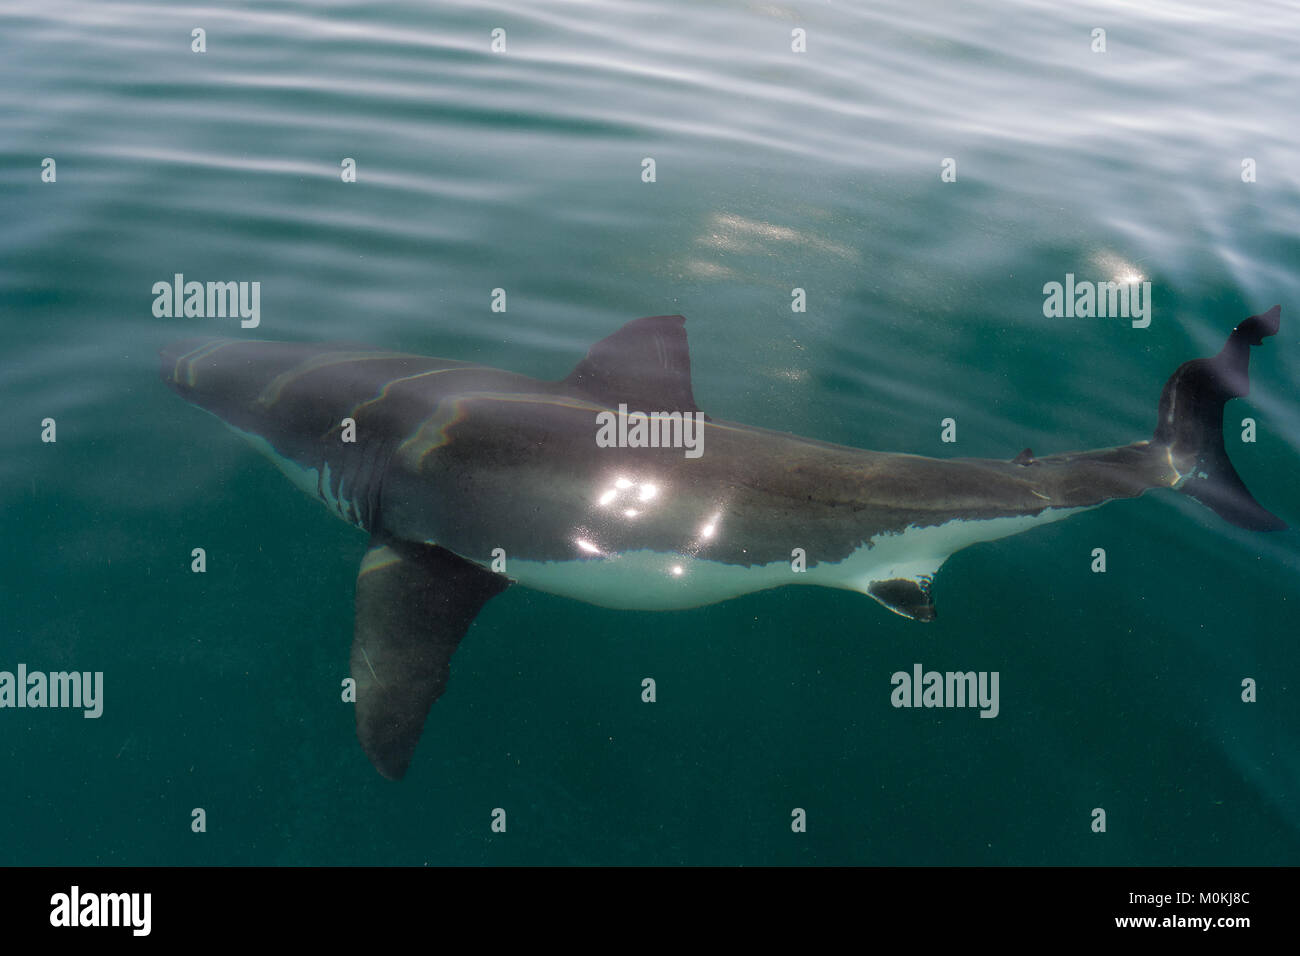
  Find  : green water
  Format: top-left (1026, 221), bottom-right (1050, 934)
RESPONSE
top-left (1, 0), bottom-right (1297, 865)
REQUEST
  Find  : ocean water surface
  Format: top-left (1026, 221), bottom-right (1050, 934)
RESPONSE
top-left (1, 0), bottom-right (1298, 864)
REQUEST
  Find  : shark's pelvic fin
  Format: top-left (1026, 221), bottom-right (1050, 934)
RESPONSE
top-left (351, 536), bottom-right (509, 780)
top-left (562, 314), bottom-right (705, 414)
top-left (866, 576), bottom-right (937, 622)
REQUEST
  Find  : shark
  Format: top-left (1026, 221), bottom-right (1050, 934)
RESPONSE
top-left (161, 306), bottom-right (1286, 779)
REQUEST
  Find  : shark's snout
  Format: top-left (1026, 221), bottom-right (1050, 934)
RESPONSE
top-left (159, 337), bottom-right (238, 396)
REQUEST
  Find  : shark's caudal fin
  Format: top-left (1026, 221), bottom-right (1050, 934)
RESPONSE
top-left (1154, 305), bottom-right (1286, 531)
top-left (351, 536), bottom-right (509, 780)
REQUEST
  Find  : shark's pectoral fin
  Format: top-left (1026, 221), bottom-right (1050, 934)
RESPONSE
top-left (866, 576), bottom-right (937, 622)
top-left (351, 536), bottom-right (509, 780)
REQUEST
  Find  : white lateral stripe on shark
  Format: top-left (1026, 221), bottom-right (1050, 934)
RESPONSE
top-left (493, 506), bottom-right (1089, 611)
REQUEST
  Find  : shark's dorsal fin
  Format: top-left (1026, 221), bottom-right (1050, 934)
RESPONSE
top-left (350, 536), bottom-right (509, 780)
top-left (562, 314), bottom-right (703, 413)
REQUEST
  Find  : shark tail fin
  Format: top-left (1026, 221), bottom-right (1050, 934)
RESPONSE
top-left (1153, 305), bottom-right (1286, 531)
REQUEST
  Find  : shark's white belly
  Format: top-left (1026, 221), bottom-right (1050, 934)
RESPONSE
top-left (501, 548), bottom-right (800, 610)
top-left (494, 507), bottom-right (1087, 611)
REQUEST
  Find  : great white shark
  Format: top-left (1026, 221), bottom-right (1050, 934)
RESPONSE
top-left (162, 307), bottom-right (1286, 779)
